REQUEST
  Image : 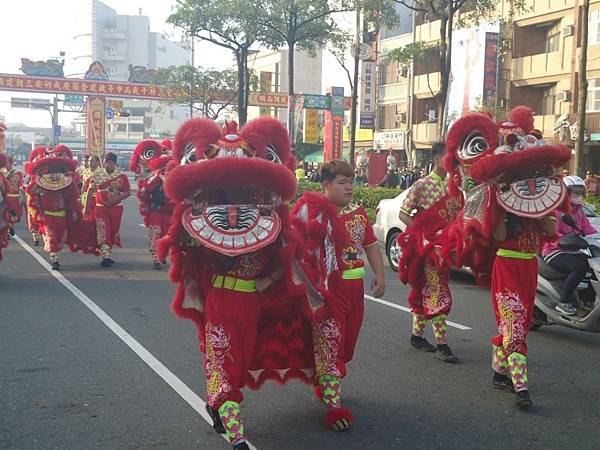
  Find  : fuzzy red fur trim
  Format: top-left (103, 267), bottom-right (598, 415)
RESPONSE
top-left (470, 145), bottom-right (571, 183)
top-left (25, 147), bottom-right (48, 175)
top-left (50, 144), bottom-right (73, 159)
top-left (29, 156), bottom-right (77, 174)
top-left (173, 118), bottom-right (222, 161)
top-left (164, 157), bottom-right (297, 202)
top-left (160, 139), bottom-right (172, 151)
top-left (508, 106), bottom-right (535, 133)
top-left (240, 117), bottom-right (295, 170)
top-left (130, 139), bottom-right (162, 172)
top-left (149, 156), bottom-right (170, 172)
top-left (446, 113), bottom-right (499, 164)
top-left (324, 408), bottom-right (353, 429)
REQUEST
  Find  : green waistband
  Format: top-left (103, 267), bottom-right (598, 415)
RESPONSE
top-left (212, 275), bottom-right (257, 292)
top-left (44, 210), bottom-right (66, 217)
top-left (497, 248), bottom-right (537, 260)
top-left (342, 267), bottom-right (367, 280)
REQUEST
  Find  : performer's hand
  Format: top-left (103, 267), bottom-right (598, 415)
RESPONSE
top-left (370, 274), bottom-right (385, 298)
top-left (255, 276), bottom-right (272, 292)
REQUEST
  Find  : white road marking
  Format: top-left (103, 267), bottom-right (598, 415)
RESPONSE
top-left (14, 234), bottom-right (257, 450)
top-left (364, 294), bottom-right (472, 331)
top-left (138, 223), bottom-right (147, 228)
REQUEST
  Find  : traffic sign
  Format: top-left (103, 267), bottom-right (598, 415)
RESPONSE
top-left (54, 125), bottom-right (62, 137)
top-left (65, 94), bottom-right (85, 105)
top-left (106, 108), bottom-right (115, 119)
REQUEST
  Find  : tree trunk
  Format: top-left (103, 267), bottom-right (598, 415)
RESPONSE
top-left (236, 52), bottom-right (246, 125)
top-left (189, 36), bottom-right (195, 118)
top-left (437, 14), bottom-right (450, 139)
top-left (349, 7), bottom-right (361, 166)
top-left (287, 43), bottom-right (296, 144)
top-left (575, 0), bottom-right (590, 176)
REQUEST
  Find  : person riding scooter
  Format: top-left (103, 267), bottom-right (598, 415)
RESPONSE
top-left (541, 175), bottom-right (597, 315)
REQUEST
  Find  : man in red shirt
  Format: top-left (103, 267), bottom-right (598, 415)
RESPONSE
top-left (293, 160), bottom-right (385, 431)
top-left (92, 152), bottom-right (131, 267)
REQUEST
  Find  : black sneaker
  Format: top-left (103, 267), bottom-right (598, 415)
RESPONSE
top-left (205, 404), bottom-right (225, 434)
top-left (105, 258), bottom-right (115, 264)
top-left (233, 442), bottom-right (250, 450)
top-left (556, 302), bottom-right (577, 316)
top-left (9, 227), bottom-right (15, 236)
top-left (153, 261), bottom-right (162, 270)
top-left (410, 335), bottom-right (436, 352)
top-left (51, 261), bottom-right (60, 271)
top-left (101, 258), bottom-right (111, 268)
top-left (33, 240), bottom-right (40, 246)
top-left (515, 390), bottom-right (532, 410)
top-left (492, 371), bottom-right (515, 393)
top-left (435, 344), bottom-right (458, 363)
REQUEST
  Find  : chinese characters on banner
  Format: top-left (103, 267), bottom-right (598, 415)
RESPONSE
top-left (304, 109), bottom-right (319, 144)
top-left (324, 87), bottom-right (344, 162)
top-left (86, 96), bottom-right (106, 157)
top-left (359, 60), bottom-right (376, 129)
top-left (483, 32), bottom-right (499, 104)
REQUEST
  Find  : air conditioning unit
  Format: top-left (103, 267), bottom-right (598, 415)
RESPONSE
top-left (397, 66), bottom-right (408, 78)
top-left (557, 90), bottom-right (571, 102)
top-left (562, 25), bottom-right (575, 37)
top-left (426, 110), bottom-right (437, 122)
top-left (395, 113), bottom-right (407, 123)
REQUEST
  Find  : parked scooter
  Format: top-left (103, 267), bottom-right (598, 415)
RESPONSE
top-left (534, 215), bottom-right (600, 332)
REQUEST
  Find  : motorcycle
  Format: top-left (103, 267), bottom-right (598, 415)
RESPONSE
top-left (534, 215), bottom-right (600, 332)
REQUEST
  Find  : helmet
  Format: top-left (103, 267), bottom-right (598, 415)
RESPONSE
top-left (563, 175), bottom-right (585, 190)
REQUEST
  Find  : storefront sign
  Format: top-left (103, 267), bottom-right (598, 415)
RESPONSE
top-left (359, 61), bottom-right (376, 129)
top-left (374, 130), bottom-right (406, 149)
top-left (304, 109), bottom-right (319, 144)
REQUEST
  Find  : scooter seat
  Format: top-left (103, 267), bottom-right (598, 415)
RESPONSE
top-left (537, 256), bottom-right (568, 280)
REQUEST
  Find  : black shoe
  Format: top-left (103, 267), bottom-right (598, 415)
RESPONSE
top-left (33, 240), bottom-right (40, 246)
top-left (106, 258), bottom-right (115, 264)
top-left (101, 258), bottom-right (111, 268)
top-left (153, 261), bottom-right (162, 270)
top-left (516, 390), bottom-right (532, 410)
top-left (233, 442), bottom-right (250, 450)
top-left (51, 261), bottom-right (60, 271)
top-left (9, 227), bottom-right (15, 236)
top-left (410, 335), bottom-right (436, 352)
top-left (492, 371), bottom-right (515, 393)
top-left (161, 260), bottom-right (167, 265)
top-left (205, 404), bottom-right (226, 434)
top-left (435, 344), bottom-right (458, 363)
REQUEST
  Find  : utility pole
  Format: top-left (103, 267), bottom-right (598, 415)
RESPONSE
top-left (189, 33), bottom-right (195, 118)
top-left (575, 0), bottom-right (590, 176)
top-left (51, 96), bottom-right (59, 147)
top-left (349, 7), bottom-right (361, 166)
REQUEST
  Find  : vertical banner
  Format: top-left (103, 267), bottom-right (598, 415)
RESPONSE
top-left (324, 87), bottom-right (344, 162)
top-left (483, 32), bottom-right (500, 104)
top-left (86, 96), bottom-right (106, 157)
top-left (359, 60), bottom-right (376, 129)
top-left (259, 71), bottom-right (273, 117)
top-left (304, 109), bottom-right (319, 144)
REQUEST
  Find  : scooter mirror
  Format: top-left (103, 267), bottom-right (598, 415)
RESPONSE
top-left (562, 214), bottom-right (578, 229)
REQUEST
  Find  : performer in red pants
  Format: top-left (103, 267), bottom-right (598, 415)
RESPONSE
top-left (93, 152), bottom-right (130, 267)
top-left (292, 160), bottom-right (385, 431)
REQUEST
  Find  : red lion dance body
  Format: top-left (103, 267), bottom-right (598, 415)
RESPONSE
top-left (131, 139), bottom-right (173, 268)
top-left (25, 145), bottom-right (82, 269)
top-left (157, 118), bottom-right (317, 449)
top-left (399, 106), bottom-right (571, 408)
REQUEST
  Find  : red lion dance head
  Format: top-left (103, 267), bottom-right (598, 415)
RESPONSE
top-left (130, 139), bottom-right (163, 175)
top-left (25, 144), bottom-right (77, 191)
top-left (163, 117), bottom-right (296, 257)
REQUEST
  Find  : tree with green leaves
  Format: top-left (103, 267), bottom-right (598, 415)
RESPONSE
top-left (168, 0), bottom-right (261, 125)
top-left (152, 66), bottom-right (250, 120)
top-left (388, 0), bottom-right (501, 137)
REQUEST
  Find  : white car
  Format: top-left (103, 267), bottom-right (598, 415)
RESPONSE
top-left (374, 190), bottom-right (600, 273)
top-left (373, 190), bottom-right (409, 272)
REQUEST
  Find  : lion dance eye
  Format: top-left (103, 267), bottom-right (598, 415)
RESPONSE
top-left (265, 145), bottom-right (282, 164)
top-left (180, 142), bottom-right (198, 166)
top-left (141, 148), bottom-right (158, 161)
top-left (460, 132), bottom-right (488, 159)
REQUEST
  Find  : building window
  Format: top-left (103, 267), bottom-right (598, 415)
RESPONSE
top-left (541, 85), bottom-right (556, 115)
top-left (587, 78), bottom-right (600, 112)
top-left (545, 26), bottom-right (560, 53)
top-left (130, 124), bottom-right (145, 132)
top-left (590, 10), bottom-right (600, 45)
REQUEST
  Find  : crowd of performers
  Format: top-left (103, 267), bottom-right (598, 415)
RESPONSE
top-left (0, 106), bottom-right (584, 448)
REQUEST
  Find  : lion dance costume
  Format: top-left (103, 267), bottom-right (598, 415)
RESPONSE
top-left (25, 145), bottom-right (82, 269)
top-left (131, 139), bottom-right (173, 268)
top-left (157, 118), bottom-right (319, 449)
top-left (399, 106), bottom-right (571, 408)
top-left (0, 152), bottom-right (11, 261)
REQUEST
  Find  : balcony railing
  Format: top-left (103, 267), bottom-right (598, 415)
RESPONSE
top-left (415, 21), bottom-right (441, 43)
top-left (414, 72), bottom-right (440, 97)
top-left (512, 52), bottom-right (564, 81)
top-left (378, 82), bottom-right (408, 103)
top-left (515, 0), bottom-right (574, 20)
top-left (412, 122), bottom-right (439, 146)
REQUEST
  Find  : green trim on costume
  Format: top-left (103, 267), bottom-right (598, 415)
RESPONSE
top-left (497, 248), bottom-right (537, 259)
top-left (341, 267), bottom-right (367, 280)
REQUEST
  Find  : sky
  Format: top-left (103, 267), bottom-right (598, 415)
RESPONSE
top-left (0, 0), bottom-right (231, 128)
